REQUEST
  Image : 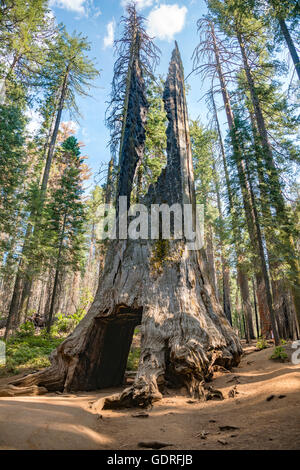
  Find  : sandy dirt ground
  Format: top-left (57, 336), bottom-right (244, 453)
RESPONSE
top-left (0, 342), bottom-right (299, 450)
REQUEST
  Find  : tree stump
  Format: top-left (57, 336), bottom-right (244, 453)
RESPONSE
top-left (8, 43), bottom-right (242, 404)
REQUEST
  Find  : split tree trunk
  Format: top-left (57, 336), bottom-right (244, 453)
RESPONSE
top-left (7, 43), bottom-right (242, 405)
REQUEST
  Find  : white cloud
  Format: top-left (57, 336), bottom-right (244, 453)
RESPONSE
top-left (49, 0), bottom-right (86, 14)
top-left (103, 20), bottom-right (115, 49)
top-left (147, 4), bottom-right (187, 41)
top-left (94, 9), bottom-right (102, 18)
top-left (26, 110), bottom-right (42, 135)
top-left (121, 0), bottom-right (154, 9)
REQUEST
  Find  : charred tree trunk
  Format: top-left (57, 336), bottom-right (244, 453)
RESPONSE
top-left (117, 49), bottom-right (148, 207)
top-left (105, 157), bottom-right (115, 205)
top-left (6, 44), bottom-right (242, 404)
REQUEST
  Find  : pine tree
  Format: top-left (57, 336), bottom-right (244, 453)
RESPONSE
top-left (42, 137), bottom-right (87, 333)
top-left (5, 29), bottom-right (99, 337)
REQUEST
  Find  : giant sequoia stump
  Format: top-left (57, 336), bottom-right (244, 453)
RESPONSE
top-left (7, 44), bottom-right (242, 405)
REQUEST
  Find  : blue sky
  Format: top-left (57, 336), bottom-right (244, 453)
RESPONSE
top-left (47, 1), bottom-right (211, 186)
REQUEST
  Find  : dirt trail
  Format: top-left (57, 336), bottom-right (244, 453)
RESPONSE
top-left (0, 342), bottom-right (299, 450)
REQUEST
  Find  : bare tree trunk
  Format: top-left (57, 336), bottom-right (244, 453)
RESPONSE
top-left (105, 157), bottom-right (115, 205)
top-left (278, 18), bottom-right (300, 81)
top-left (212, 159), bottom-right (232, 324)
top-left (206, 224), bottom-right (219, 299)
top-left (41, 69), bottom-right (69, 193)
top-left (1, 52), bottom-right (21, 101)
top-left (235, 284), bottom-right (243, 338)
top-left (5, 223), bottom-right (32, 339)
top-left (252, 278), bottom-right (260, 339)
top-left (7, 44), bottom-right (242, 403)
top-left (237, 269), bottom-right (254, 343)
top-left (47, 213), bottom-right (67, 333)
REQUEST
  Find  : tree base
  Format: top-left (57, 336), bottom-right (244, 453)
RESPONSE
top-left (5, 239), bottom-right (242, 399)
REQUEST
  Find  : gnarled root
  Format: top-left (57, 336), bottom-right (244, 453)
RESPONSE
top-left (95, 377), bottom-right (162, 410)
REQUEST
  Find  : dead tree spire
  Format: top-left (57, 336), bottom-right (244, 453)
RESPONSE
top-left (162, 42), bottom-right (196, 208)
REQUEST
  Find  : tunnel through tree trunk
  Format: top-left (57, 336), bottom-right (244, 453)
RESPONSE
top-left (71, 307), bottom-right (143, 390)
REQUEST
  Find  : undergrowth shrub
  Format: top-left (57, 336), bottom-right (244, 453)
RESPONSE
top-left (256, 337), bottom-right (268, 350)
top-left (270, 340), bottom-right (288, 362)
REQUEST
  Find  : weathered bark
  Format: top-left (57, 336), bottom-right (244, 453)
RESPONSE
top-left (252, 278), bottom-right (260, 339)
top-left (117, 53), bottom-right (148, 208)
top-left (206, 224), bottom-right (219, 299)
top-left (9, 44), bottom-right (242, 404)
top-left (272, 279), bottom-right (299, 340)
top-left (237, 268), bottom-right (254, 342)
top-left (105, 157), bottom-right (115, 205)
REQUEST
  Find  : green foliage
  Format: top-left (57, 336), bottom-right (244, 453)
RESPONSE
top-left (0, 328), bottom-right (63, 376)
top-left (127, 348), bottom-right (140, 371)
top-left (50, 310), bottom-right (85, 336)
top-left (270, 342), bottom-right (288, 361)
top-left (256, 337), bottom-right (268, 350)
top-left (49, 289), bottom-right (93, 336)
top-left (16, 321), bottom-right (35, 338)
top-left (41, 28), bottom-right (99, 120)
top-left (142, 79), bottom-right (167, 188)
top-left (190, 120), bottom-right (218, 210)
top-left (42, 137), bottom-right (88, 274)
top-left (0, 104), bottom-right (27, 258)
